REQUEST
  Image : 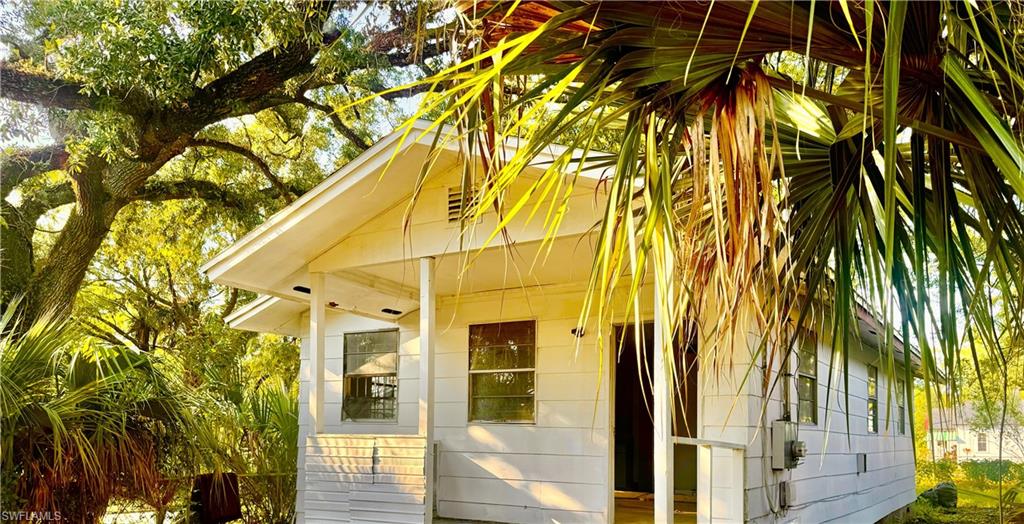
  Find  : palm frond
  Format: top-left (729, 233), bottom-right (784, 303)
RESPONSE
top-left (376, 1), bottom-right (1024, 453)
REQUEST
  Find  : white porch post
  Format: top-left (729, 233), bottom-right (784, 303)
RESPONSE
top-left (309, 272), bottom-right (327, 434)
top-left (653, 285), bottom-right (674, 524)
top-left (419, 257), bottom-right (436, 523)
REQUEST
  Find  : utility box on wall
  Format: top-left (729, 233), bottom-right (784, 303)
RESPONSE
top-left (779, 480), bottom-right (796, 509)
top-left (856, 452), bottom-right (868, 474)
top-left (772, 420), bottom-right (807, 470)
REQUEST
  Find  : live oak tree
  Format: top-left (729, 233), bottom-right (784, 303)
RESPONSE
top-left (1, 0), bottom-right (443, 323)
top-left (1, 2), bottom-right (440, 520)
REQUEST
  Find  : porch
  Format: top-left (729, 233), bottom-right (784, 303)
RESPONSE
top-left (297, 255), bottom-right (746, 523)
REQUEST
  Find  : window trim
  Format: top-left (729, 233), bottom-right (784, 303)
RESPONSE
top-left (867, 365), bottom-right (879, 434)
top-left (342, 328), bottom-right (400, 423)
top-left (896, 377), bottom-right (906, 435)
top-left (795, 330), bottom-right (818, 426)
top-left (467, 319), bottom-right (537, 424)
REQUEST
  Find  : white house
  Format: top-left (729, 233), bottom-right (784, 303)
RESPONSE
top-left (203, 121), bottom-right (919, 523)
top-left (928, 403), bottom-right (1024, 463)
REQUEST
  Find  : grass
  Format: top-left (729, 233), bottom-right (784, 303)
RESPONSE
top-left (901, 500), bottom-right (999, 524)
top-left (907, 478), bottom-right (1016, 523)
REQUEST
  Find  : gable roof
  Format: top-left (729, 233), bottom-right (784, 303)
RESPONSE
top-left (201, 119), bottom-right (443, 295)
top-left (202, 119), bottom-right (611, 304)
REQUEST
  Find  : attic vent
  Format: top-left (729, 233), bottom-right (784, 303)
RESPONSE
top-left (447, 185), bottom-right (475, 223)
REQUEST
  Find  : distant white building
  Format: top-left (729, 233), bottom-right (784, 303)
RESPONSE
top-left (204, 121), bottom-right (920, 523)
top-left (928, 403), bottom-right (1024, 462)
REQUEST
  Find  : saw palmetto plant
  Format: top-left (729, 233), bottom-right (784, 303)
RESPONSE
top-left (371, 0), bottom-right (1024, 448)
top-left (0, 302), bottom-right (210, 523)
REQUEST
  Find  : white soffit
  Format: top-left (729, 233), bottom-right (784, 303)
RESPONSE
top-left (225, 295), bottom-right (306, 337)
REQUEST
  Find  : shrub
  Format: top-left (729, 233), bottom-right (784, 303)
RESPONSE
top-left (919, 459), bottom-right (959, 484)
top-left (961, 460), bottom-right (1014, 485)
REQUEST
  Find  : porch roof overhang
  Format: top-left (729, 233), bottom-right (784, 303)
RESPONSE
top-left (201, 119), bottom-right (446, 299)
top-left (202, 119), bottom-right (612, 323)
top-left (225, 295), bottom-right (306, 337)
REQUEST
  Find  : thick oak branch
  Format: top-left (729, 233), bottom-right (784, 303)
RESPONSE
top-left (1, 144), bottom-right (68, 198)
top-left (184, 0), bottom-right (340, 128)
top-left (131, 179), bottom-right (246, 208)
top-left (378, 84), bottom-right (431, 101)
top-left (0, 63), bottom-right (150, 114)
top-left (0, 63), bottom-right (99, 110)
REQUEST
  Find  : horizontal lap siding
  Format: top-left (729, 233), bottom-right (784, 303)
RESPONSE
top-left (296, 286), bottom-right (609, 524)
top-left (743, 335), bottom-right (916, 523)
top-left (302, 435), bottom-right (427, 524)
top-left (433, 287), bottom-right (610, 523)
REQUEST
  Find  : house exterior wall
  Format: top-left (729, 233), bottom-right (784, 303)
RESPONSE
top-left (740, 332), bottom-right (917, 523)
top-left (432, 286), bottom-right (610, 523)
top-left (296, 312), bottom-right (423, 523)
top-left (296, 284), bottom-right (613, 524)
top-left (961, 428), bottom-right (1000, 460)
top-left (293, 289), bottom-right (918, 524)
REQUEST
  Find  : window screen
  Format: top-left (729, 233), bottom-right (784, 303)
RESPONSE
top-left (343, 329), bottom-right (399, 421)
top-left (796, 333), bottom-right (817, 425)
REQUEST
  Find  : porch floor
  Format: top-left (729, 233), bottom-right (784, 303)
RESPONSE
top-left (432, 497), bottom-right (698, 524)
top-left (433, 501), bottom-right (698, 524)
top-left (614, 492), bottom-right (698, 524)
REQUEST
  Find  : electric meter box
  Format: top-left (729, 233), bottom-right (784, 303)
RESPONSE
top-left (772, 420), bottom-right (807, 470)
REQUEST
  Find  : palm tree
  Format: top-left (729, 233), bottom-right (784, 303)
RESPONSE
top-left (235, 381), bottom-right (299, 524)
top-left (192, 352), bottom-right (299, 524)
top-left (0, 302), bottom-right (207, 523)
top-left (374, 0), bottom-right (1024, 455)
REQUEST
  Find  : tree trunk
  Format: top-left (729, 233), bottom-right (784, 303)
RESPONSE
top-left (1, 1), bottom-right (338, 326)
top-left (22, 154), bottom-right (172, 323)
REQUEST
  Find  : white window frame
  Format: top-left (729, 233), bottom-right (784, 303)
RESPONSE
top-left (896, 377), bottom-right (906, 435)
top-left (342, 328), bottom-right (400, 422)
top-left (867, 365), bottom-right (879, 434)
top-left (467, 319), bottom-right (537, 424)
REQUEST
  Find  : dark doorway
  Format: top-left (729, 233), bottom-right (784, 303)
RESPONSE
top-left (613, 323), bottom-right (655, 492)
top-left (613, 323), bottom-right (698, 494)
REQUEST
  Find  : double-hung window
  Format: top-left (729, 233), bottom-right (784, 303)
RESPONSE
top-left (978, 433), bottom-right (988, 452)
top-left (795, 333), bottom-right (818, 425)
top-left (468, 320), bottom-right (536, 423)
top-left (343, 329), bottom-right (399, 421)
top-left (896, 377), bottom-right (906, 435)
top-left (867, 365), bottom-right (878, 434)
